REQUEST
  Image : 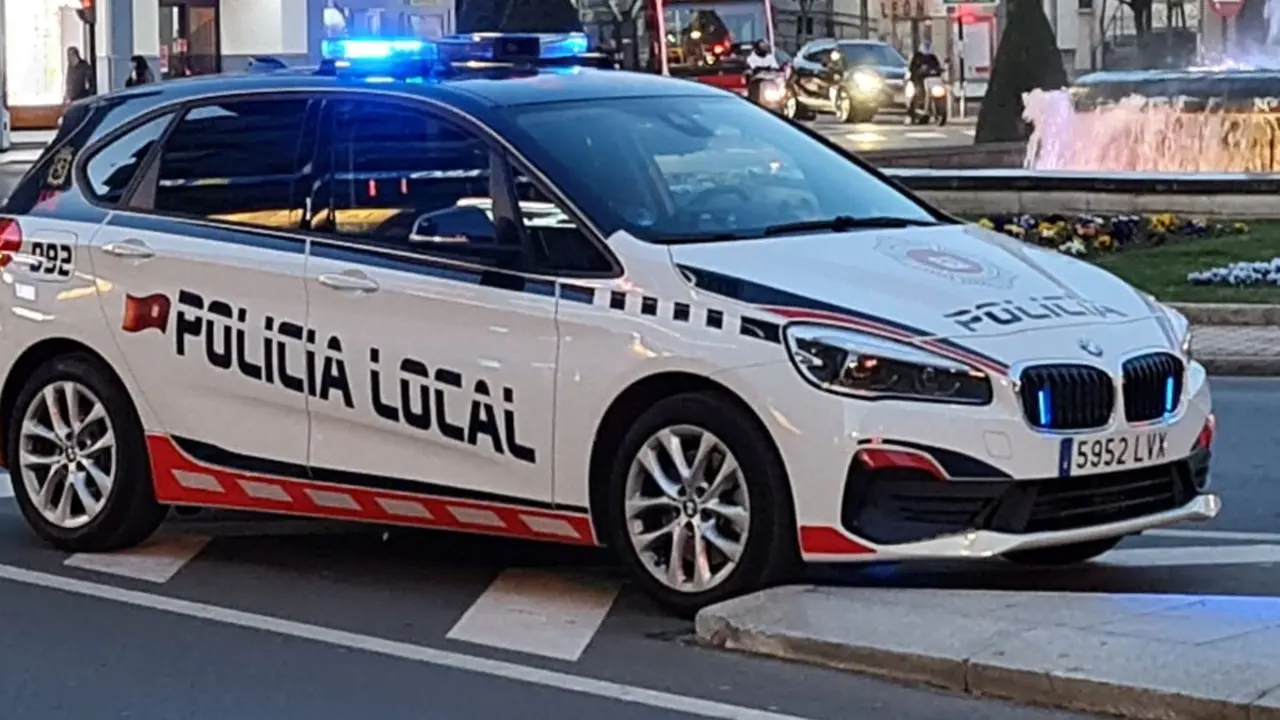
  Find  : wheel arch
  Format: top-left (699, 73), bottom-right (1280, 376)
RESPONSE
top-left (0, 338), bottom-right (135, 469)
top-left (585, 370), bottom-right (794, 545)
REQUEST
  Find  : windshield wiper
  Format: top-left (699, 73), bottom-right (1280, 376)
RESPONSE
top-left (762, 215), bottom-right (941, 236)
top-left (655, 232), bottom-right (749, 245)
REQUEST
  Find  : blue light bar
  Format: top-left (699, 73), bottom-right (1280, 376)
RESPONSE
top-left (321, 38), bottom-right (438, 63)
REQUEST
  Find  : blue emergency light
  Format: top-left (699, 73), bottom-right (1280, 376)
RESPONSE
top-left (318, 32), bottom-right (593, 78)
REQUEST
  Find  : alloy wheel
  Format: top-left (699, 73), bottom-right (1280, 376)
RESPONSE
top-left (19, 381), bottom-right (116, 529)
top-left (624, 425), bottom-right (750, 594)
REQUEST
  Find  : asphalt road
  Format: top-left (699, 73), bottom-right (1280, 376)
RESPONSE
top-left (804, 115), bottom-right (977, 152)
top-left (0, 379), bottom-right (1274, 718)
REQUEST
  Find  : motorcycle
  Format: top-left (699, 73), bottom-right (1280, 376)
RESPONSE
top-left (905, 74), bottom-right (948, 126)
top-left (745, 66), bottom-right (788, 114)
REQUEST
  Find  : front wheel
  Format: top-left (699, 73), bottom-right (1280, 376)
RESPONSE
top-left (605, 391), bottom-right (798, 617)
top-left (1002, 536), bottom-right (1124, 566)
top-left (833, 89), bottom-right (856, 123)
top-left (7, 353), bottom-right (166, 552)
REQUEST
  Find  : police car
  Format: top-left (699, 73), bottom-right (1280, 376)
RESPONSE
top-left (0, 32), bottom-right (1219, 615)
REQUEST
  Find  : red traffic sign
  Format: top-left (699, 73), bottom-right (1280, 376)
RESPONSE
top-left (1208, 0), bottom-right (1243, 18)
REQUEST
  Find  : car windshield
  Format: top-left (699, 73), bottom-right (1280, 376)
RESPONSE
top-left (662, 0), bottom-right (767, 75)
top-left (837, 43), bottom-right (906, 68)
top-left (503, 95), bottom-right (943, 244)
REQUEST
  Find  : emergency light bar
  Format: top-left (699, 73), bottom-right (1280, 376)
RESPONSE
top-left (318, 32), bottom-right (594, 78)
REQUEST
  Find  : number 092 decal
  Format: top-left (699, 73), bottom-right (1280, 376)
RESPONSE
top-left (25, 241), bottom-right (74, 280)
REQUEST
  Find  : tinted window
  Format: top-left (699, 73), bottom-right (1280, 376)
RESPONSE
top-left (837, 42), bottom-right (906, 67)
top-left (84, 113), bottom-right (173, 205)
top-left (152, 98), bottom-right (312, 228)
top-left (505, 95), bottom-right (940, 243)
top-left (311, 99), bottom-right (510, 260)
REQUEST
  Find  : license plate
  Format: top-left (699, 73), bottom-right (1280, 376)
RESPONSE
top-left (1059, 430), bottom-right (1168, 476)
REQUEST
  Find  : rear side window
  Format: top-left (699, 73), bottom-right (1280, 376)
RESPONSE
top-left (149, 97), bottom-right (314, 229)
top-left (83, 113), bottom-right (174, 205)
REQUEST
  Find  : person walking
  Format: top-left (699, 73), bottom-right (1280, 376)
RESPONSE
top-left (125, 55), bottom-right (155, 86)
top-left (64, 47), bottom-right (95, 103)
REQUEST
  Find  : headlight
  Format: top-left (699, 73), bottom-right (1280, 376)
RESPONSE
top-left (783, 324), bottom-right (993, 404)
top-left (929, 84), bottom-right (947, 98)
top-left (1162, 304), bottom-right (1192, 357)
top-left (850, 70), bottom-right (881, 95)
top-left (761, 82), bottom-right (785, 104)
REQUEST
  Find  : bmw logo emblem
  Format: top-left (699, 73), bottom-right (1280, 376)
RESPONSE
top-left (1079, 338), bottom-right (1104, 357)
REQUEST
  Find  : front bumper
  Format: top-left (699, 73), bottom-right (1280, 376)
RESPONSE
top-left (721, 356), bottom-right (1217, 563)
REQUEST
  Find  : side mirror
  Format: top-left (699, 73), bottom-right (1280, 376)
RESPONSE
top-left (409, 205), bottom-right (499, 245)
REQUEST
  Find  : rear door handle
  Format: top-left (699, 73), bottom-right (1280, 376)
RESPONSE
top-left (101, 239), bottom-right (155, 259)
top-left (317, 271), bottom-right (379, 293)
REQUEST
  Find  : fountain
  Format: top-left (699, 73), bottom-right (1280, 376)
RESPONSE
top-left (1024, 66), bottom-right (1280, 172)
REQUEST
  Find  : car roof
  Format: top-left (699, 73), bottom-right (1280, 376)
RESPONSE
top-left (104, 65), bottom-right (727, 118)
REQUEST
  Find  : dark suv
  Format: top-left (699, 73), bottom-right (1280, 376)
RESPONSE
top-left (782, 39), bottom-right (908, 123)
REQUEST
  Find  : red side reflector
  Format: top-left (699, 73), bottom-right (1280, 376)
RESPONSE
top-left (1196, 413), bottom-right (1216, 450)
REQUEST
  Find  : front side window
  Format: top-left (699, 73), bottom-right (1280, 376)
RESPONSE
top-left (150, 98), bottom-right (313, 229)
top-left (661, 0), bottom-right (767, 76)
top-left (310, 98), bottom-right (514, 263)
top-left (503, 95), bottom-right (943, 244)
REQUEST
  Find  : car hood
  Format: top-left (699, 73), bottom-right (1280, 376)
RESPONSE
top-left (670, 224), bottom-right (1173, 370)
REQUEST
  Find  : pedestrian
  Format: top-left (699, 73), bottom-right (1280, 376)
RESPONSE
top-left (64, 47), bottom-right (94, 103)
top-left (125, 55), bottom-right (155, 86)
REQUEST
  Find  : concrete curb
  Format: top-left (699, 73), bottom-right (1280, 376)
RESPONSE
top-left (1197, 356), bottom-right (1280, 376)
top-left (1173, 303), bottom-right (1280, 326)
top-left (695, 587), bottom-right (1280, 720)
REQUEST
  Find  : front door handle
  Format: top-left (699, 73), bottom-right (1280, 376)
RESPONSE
top-left (317, 271), bottom-right (379, 293)
top-left (101, 239), bottom-right (155, 259)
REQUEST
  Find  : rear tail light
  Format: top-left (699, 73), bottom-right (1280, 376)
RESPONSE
top-left (0, 216), bottom-right (22, 268)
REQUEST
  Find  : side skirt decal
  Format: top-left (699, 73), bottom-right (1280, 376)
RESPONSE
top-left (147, 435), bottom-right (599, 546)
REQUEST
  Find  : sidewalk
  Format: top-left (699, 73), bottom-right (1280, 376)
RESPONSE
top-left (1177, 304), bottom-right (1280, 376)
top-left (697, 586), bottom-right (1280, 720)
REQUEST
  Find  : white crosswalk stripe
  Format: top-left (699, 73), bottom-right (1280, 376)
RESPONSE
top-left (64, 536), bottom-right (212, 583)
top-left (446, 568), bottom-right (622, 661)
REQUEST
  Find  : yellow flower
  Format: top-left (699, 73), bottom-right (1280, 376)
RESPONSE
top-left (1094, 234), bottom-right (1113, 250)
top-left (1233, 222), bottom-right (1250, 233)
top-left (1004, 224), bottom-right (1024, 237)
top-left (977, 218), bottom-right (994, 228)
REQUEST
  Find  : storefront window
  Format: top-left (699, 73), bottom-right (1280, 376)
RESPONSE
top-left (5, 0), bottom-right (85, 107)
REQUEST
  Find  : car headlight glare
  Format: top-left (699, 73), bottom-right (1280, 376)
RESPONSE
top-left (761, 82), bottom-right (785, 103)
top-left (850, 70), bottom-right (881, 95)
top-left (784, 324), bottom-right (993, 404)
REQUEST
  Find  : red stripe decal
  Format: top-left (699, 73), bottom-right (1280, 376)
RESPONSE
top-left (799, 526), bottom-right (876, 555)
top-left (147, 435), bottom-right (598, 546)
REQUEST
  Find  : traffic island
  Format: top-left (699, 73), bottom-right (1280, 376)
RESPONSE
top-left (696, 586), bottom-right (1280, 720)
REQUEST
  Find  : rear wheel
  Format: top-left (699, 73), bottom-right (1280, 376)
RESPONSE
top-left (6, 353), bottom-right (166, 552)
top-left (1003, 536), bottom-right (1124, 566)
top-left (605, 391), bottom-right (798, 617)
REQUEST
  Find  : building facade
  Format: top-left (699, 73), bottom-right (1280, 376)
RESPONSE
top-left (0, 0), bottom-right (455, 129)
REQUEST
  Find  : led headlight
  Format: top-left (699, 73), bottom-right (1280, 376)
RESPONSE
top-left (850, 70), bottom-right (881, 95)
top-left (784, 324), bottom-right (993, 404)
top-left (929, 83), bottom-right (947, 98)
top-left (1142, 293), bottom-right (1192, 358)
top-left (761, 81), bottom-right (785, 104)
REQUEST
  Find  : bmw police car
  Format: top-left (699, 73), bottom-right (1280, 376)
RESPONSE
top-left (0, 32), bottom-right (1218, 615)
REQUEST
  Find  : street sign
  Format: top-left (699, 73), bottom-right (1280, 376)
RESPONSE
top-left (1208, 0), bottom-right (1243, 17)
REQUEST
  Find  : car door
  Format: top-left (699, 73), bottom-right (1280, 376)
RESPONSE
top-left (798, 42), bottom-right (835, 104)
top-left (87, 94), bottom-right (320, 468)
top-left (301, 94), bottom-right (559, 508)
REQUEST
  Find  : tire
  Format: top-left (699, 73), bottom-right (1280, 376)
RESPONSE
top-left (6, 353), bottom-right (166, 552)
top-left (1002, 536), bottom-right (1124, 566)
top-left (851, 107), bottom-right (877, 123)
top-left (605, 391), bottom-right (799, 617)
top-left (833, 89), bottom-right (855, 123)
top-left (781, 92), bottom-right (798, 120)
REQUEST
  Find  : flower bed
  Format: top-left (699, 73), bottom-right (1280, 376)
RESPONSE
top-left (975, 213), bottom-right (1249, 258)
top-left (1187, 258), bottom-right (1280, 287)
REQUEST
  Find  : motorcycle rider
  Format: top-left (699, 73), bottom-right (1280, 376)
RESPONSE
top-left (746, 39), bottom-right (779, 71)
top-left (907, 40), bottom-right (943, 121)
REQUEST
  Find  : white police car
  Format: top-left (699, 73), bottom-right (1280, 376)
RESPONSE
top-left (0, 33), bottom-right (1219, 615)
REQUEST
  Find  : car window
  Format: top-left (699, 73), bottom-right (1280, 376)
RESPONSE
top-left (837, 43), bottom-right (907, 67)
top-left (802, 43), bottom-right (831, 63)
top-left (310, 98), bottom-right (516, 263)
top-left (150, 98), bottom-right (313, 230)
top-left (503, 95), bottom-right (939, 243)
top-left (83, 113), bottom-right (174, 205)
